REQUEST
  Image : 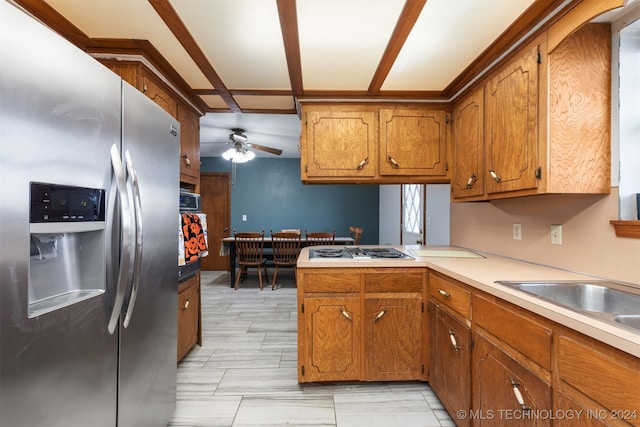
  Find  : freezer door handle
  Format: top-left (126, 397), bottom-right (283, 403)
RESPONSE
top-left (107, 144), bottom-right (134, 334)
top-left (123, 150), bottom-right (143, 328)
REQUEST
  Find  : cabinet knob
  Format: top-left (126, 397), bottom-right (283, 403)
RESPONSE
top-left (448, 330), bottom-right (461, 352)
top-left (182, 154), bottom-right (192, 168)
top-left (489, 169), bottom-right (501, 183)
top-left (387, 155), bottom-right (400, 168)
top-left (183, 299), bottom-right (190, 310)
top-left (509, 377), bottom-right (531, 412)
top-left (340, 308), bottom-right (353, 321)
top-left (465, 174), bottom-right (477, 189)
top-left (356, 157), bottom-right (369, 170)
top-left (438, 289), bottom-right (451, 298)
top-left (374, 310), bottom-right (386, 321)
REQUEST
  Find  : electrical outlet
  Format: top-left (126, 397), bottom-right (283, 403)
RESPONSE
top-left (513, 223), bottom-right (522, 240)
top-left (551, 224), bottom-right (562, 245)
top-left (242, 214), bottom-right (247, 222)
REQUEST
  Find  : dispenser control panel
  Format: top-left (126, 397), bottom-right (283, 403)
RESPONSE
top-left (30, 182), bottom-right (105, 223)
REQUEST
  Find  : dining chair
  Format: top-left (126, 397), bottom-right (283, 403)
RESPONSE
top-left (349, 226), bottom-right (363, 245)
top-left (233, 230), bottom-right (269, 290)
top-left (270, 231), bottom-right (302, 290)
top-left (304, 230), bottom-right (336, 246)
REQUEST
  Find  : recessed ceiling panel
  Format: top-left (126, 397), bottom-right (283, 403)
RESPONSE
top-left (172, 0), bottom-right (291, 90)
top-left (199, 94), bottom-right (228, 110)
top-left (45, 0), bottom-right (213, 89)
top-left (234, 95), bottom-right (296, 111)
top-left (382, 0), bottom-right (536, 91)
top-left (297, 0), bottom-right (405, 90)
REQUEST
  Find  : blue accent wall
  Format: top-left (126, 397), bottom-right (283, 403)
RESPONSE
top-left (201, 157), bottom-right (379, 243)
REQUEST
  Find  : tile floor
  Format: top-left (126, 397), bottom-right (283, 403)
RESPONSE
top-left (169, 270), bottom-right (455, 427)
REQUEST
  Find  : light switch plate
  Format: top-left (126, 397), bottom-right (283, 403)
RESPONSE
top-left (551, 224), bottom-right (562, 245)
top-left (513, 223), bottom-right (522, 240)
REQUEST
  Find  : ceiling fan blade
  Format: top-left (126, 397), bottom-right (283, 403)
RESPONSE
top-left (249, 143), bottom-right (283, 156)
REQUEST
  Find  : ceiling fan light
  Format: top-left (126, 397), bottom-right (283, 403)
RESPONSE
top-left (222, 147), bottom-right (255, 163)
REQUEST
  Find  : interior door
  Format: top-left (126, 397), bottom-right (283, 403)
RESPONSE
top-left (401, 184), bottom-right (424, 244)
top-left (201, 173), bottom-right (231, 270)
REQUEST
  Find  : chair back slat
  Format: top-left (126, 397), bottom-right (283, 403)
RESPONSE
top-left (234, 231), bottom-right (265, 264)
top-left (349, 226), bottom-right (363, 245)
top-left (304, 230), bottom-right (336, 246)
top-left (271, 231), bottom-right (302, 264)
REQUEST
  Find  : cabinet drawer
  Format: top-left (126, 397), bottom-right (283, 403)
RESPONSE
top-left (428, 272), bottom-right (471, 319)
top-left (557, 334), bottom-right (640, 425)
top-left (364, 271), bottom-right (424, 293)
top-left (299, 271), bottom-right (360, 293)
top-left (473, 294), bottom-right (552, 371)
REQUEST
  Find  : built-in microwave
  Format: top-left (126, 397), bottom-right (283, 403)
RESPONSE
top-left (179, 190), bottom-right (201, 213)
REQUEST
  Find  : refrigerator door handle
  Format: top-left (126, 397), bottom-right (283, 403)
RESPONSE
top-left (123, 150), bottom-right (143, 328)
top-left (107, 144), bottom-right (134, 334)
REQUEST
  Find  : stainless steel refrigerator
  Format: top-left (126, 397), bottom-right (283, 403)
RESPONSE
top-left (1, 2), bottom-right (179, 426)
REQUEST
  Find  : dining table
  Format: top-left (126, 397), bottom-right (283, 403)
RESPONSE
top-left (220, 236), bottom-right (354, 287)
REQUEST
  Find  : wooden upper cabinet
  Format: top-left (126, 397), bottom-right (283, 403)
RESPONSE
top-left (452, 87), bottom-right (484, 200)
top-left (140, 68), bottom-right (178, 119)
top-left (379, 108), bottom-right (448, 177)
top-left (300, 104), bottom-right (451, 184)
top-left (303, 109), bottom-right (377, 179)
top-left (545, 23), bottom-right (611, 194)
top-left (177, 104), bottom-right (200, 182)
top-left (484, 35), bottom-right (541, 196)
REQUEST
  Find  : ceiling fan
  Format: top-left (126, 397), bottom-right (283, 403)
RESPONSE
top-left (224, 128), bottom-right (283, 162)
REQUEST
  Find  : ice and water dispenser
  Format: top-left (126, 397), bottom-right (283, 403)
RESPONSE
top-left (28, 182), bottom-right (106, 317)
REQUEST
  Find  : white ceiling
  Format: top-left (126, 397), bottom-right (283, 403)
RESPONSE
top-left (19, 0), bottom-right (635, 158)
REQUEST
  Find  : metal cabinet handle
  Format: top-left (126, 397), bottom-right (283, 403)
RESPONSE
top-left (107, 144), bottom-right (133, 335)
top-left (448, 330), bottom-right (461, 352)
top-left (356, 157), bottom-right (368, 170)
top-left (489, 169), bottom-right (502, 183)
top-left (465, 174), bottom-right (477, 189)
top-left (183, 299), bottom-right (190, 310)
top-left (438, 289), bottom-right (451, 298)
top-left (387, 155), bottom-right (400, 168)
top-left (182, 154), bottom-right (191, 168)
top-left (123, 150), bottom-right (143, 328)
top-left (374, 310), bottom-right (386, 321)
top-left (340, 308), bottom-right (353, 321)
top-left (510, 378), bottom-right (531, 412)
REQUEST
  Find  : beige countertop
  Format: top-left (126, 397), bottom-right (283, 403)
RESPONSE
top-left (297, 245), bottom-right (640, 358)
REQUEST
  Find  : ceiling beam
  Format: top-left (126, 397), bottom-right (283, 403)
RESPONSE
top-left (368, 0), bottom-right (427, 95)
top-left (147, 0), bottom-right (241, 113)
top-left (276, 0), bottom-right (304, 99)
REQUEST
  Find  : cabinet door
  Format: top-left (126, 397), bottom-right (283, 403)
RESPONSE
top-left (452, 88), bottom-right (484, 199)
top-left (141, 69), bottom-right (178, 118)
top-left (300, 296), bottom-right (361, 382)
top-left (178, 280), bottom-right (200, 361)
top-left (473, 332), bottom-right (552, 426)
top-left (304, 110), bottom-right (377, 178)
top-left (379, 109), bottom-right (448, 176)
top-left (364, 296), bottom-right (422, 381)
top-left (429, 303), bottom-right (471, 427)
top-left (178, 104), bottom-right (200, 182)
top-left (485, 39), bottom-right (540, 195)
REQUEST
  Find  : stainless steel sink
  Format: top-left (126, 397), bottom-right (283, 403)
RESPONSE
top-left (614, 315), bottom-right (640, 329)
top-left (495, 281), bottom-right (640, 332)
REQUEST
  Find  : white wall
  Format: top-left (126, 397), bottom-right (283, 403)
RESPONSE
top-left (379, 184), bottom-right (451, 245)
top-left (379, 185), bottom-right (401, 244)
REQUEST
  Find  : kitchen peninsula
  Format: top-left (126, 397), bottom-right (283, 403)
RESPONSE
top-left (297, 246), bottom-right (640, 426)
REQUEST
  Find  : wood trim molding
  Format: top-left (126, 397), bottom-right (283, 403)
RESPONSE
top-left (610, 220), bottom-right (640, 238)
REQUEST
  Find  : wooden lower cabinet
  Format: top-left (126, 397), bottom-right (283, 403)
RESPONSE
top-left (299, 296), bottom-right (361, 382)
top-left (429, 302), bottom-right (471, 427)
top-left (297, 267), bottom-right (426, 383)
top-left (364, 295), bottom-right (423, 380)
top-left (473, 330), bottom-right (552, 426)
top-left (178, 274), bottom-right (201, 362)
